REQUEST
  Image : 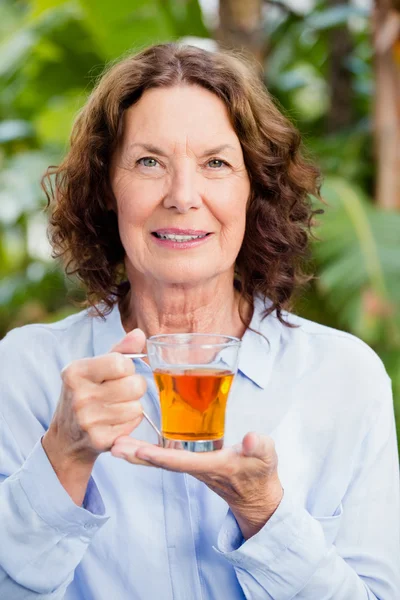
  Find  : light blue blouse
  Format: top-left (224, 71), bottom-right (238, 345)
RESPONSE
top-left (0, 298), bottom-right (399, 599)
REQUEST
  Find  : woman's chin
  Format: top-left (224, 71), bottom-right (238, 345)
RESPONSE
top-left (151, 267), bottom-right (222, 288)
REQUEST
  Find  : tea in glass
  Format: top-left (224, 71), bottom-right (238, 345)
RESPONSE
top-left (147, 333), bottom-right (240, 452)
top-left (154, 368), bottom-right (234, 441)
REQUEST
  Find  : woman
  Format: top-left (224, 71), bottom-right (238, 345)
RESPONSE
top-left (0, 43), bottom-right (398, 599)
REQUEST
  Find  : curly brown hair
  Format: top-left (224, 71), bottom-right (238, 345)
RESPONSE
top-left (43, 43), bottom-right (320, 325)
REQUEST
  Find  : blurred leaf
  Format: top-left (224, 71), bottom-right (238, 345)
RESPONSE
top-left (0, 151), bottom-right (54, 225)
top-left (0, 29), bottom-right (37, 79)
top-left (161, 0), bottom-right (209, 38)
top-left (0, 227), bottom-right (26, 276)
top-left (30, 0), bottom-right (71, 19)
top-left (35, 90), bottom-right (84, 145)
top-left (379, 349), bottom-right (400, 442)
top-left (314, 177), bottom-right (400, 344)
top-left (308, 128), bottom-right (373, 185)
top-left (78, 0), bottom-right (176, 58)
top-left (307, 5), bottom-right (368, 30)
top-left (0, 119), bottom-right (33, 143)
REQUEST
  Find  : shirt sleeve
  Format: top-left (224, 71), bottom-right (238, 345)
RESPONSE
top-left (215, 375), bottom-right (400, 599)
top-left (0, 327), bottom-right (109, 598)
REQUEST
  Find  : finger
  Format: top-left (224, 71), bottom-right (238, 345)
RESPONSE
top-left (104, 400), bottom-right (144, 425)
top-left (100, 374), bottom-right (147, 404)
top-left (113, 435), bottom-right (154, 448)
top-left (86, 418), bottom-right (144, 452)
top-left (111, 413), bottom-right (144, 431)
top-left (111, 328), bottom-right (146, 355)
top-left (109, 416), bottom-right (145, 439)
top-left (63, 353), bottom-right (135, 385)
top-left (111, 437), bottom-right (158, 467)
top-left (77, 398), bottom-right (143, 430)
top-left (112, 439), bottom-right (232, 474)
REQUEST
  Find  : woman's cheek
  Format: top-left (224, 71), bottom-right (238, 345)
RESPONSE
top-left (118, 182), bottom-right (160, 223)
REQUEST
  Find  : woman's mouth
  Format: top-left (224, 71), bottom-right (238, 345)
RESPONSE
top-left (151, 229), bottom-right (212, 248)
top-left (153, 232), bottom-right (209, 242)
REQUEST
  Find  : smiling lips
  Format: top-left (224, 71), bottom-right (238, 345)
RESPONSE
top-left (151, 228), bottom-right (212, 248)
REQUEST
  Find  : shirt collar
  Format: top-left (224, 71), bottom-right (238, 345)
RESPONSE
top-left (237, 296), bottom-right (282, 390)
top-left (92, 295), bottom-right (282, 390)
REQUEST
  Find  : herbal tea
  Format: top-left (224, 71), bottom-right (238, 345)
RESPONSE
top-left (153, 368), bottom-right (234, 441)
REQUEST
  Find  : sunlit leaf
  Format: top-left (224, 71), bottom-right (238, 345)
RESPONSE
top-left (29, 0), bottom-right (71, 20)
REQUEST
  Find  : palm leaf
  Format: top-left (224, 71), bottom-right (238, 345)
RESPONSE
top-left (310, 176), bottom-right (400, 345)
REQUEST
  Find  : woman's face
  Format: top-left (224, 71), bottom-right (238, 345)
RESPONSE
top-left (110, 84), bottom-right (250, 287)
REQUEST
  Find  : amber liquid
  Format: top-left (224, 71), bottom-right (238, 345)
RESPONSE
top-left (154, 368), bottom-right (234, 441)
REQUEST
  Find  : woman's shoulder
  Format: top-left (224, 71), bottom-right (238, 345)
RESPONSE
top-left (271, 311), bottom-right (394, 437)
top-left (274, 311), bottom-right (392, 418)
top-left (0, 309), bottom-right (94, 368)
top-left (256, 296), bottom-right (385, 375)
top-left (0, 311), bottom-right (96, 443)
top-left (255, 297), bottom-right (388, 384)
top-left (281, 310), bottom-right (386, 373)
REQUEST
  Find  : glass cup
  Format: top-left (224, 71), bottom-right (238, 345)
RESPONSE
top-left (146, 333), bottom-right (241, 452)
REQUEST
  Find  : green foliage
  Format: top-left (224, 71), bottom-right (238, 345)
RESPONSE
top-left (266, 0), bottom-right (373, 190)
top-left (317, 178), bottom-right (400, 339)
top-left (0, 0), bottom-right (208, 335)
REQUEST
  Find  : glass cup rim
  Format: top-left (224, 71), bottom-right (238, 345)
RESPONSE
top-left (147, 333), bottom-right (241, 348)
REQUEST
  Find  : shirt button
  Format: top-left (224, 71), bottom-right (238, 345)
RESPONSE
top-left (84, 522), bottom-right (96, 530)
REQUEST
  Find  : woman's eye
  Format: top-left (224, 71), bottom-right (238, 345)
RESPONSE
top-left (137, 157), bottom-right (159, 168)
top-left (207, 159), bottom-right (228, 169)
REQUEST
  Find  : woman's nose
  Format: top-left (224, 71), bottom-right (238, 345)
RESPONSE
top-left (163, 164), bottom-right (202, 213)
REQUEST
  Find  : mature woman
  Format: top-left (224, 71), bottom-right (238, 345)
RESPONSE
top-left (0, 43), bottom-right (398, 599)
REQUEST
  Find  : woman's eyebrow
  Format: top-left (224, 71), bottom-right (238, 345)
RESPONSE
top-left (127, 143), bottom-right (169, 157)
top-left (127, 142), bottom-right (237, 157)
top-left (199, 144), bottom-right (237, 157)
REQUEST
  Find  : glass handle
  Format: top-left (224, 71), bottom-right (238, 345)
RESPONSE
top-left (142, 410), bottom-right (163, 443)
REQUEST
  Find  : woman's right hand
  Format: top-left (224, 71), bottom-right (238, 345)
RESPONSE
top-left (42, 328), bottom-right (147, 504)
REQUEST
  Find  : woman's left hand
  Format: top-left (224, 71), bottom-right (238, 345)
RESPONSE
top-left (111, 432), bottom-right (283, 539)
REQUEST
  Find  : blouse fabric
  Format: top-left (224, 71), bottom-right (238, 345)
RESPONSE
top-left (0, 298), bottom-right (399, 599)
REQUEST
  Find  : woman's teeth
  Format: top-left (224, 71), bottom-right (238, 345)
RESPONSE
top-left (155, 233), bottom-right (207, 241)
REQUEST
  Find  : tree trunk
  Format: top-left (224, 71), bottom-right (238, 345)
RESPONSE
top-left (374, 0), bottom-right (400, 209)
top-left (326, 0), bottom-right (354, 132)
top-left (217, 0), bottom-right (265, 63)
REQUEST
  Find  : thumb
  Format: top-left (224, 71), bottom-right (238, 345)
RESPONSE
top-left (110, 328), bottom-right (147, 355)
top-left (241, 432), bottom-right (272, 459)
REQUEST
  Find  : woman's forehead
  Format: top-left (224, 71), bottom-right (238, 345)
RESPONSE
top-left (119, 85), bottom-right (242, 154)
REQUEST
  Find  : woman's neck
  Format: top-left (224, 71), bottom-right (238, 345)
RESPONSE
top-left (119, 273), bottom-right (251, 339)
